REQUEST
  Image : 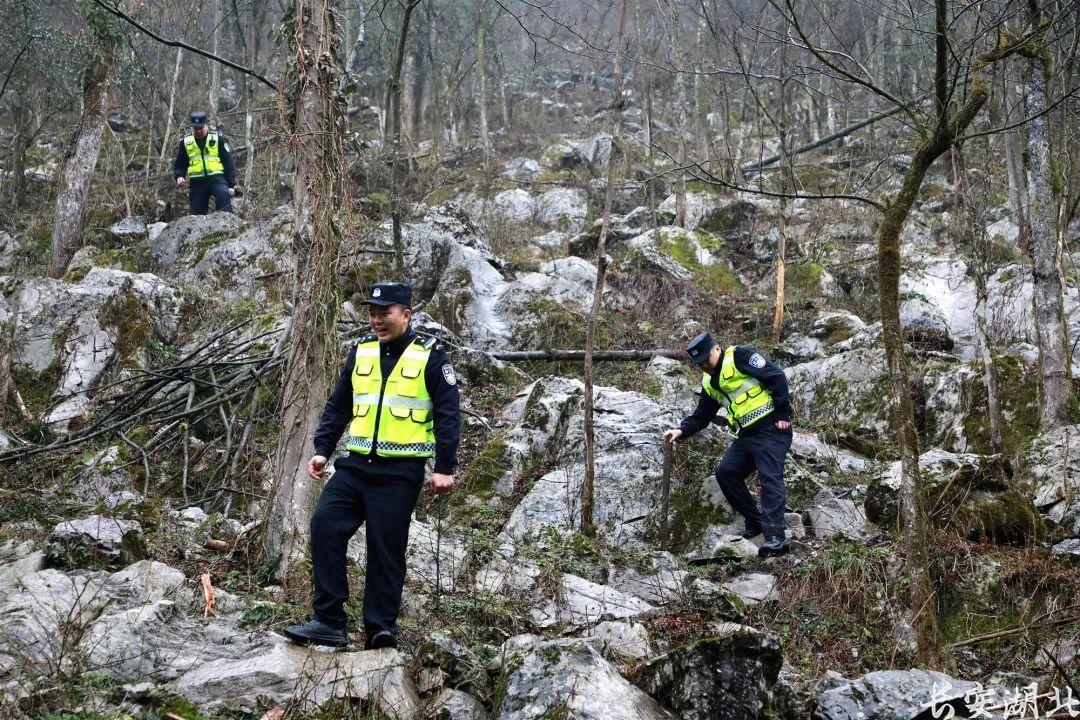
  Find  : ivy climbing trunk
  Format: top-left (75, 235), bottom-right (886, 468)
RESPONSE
top-left (47, 20), bottom-right (116, 278)
top-left (266, 0), bottom-right (346, 584)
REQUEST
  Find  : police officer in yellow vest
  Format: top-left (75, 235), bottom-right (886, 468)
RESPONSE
top-left (285, 282), bottom-right (460, 649)
top-left (173, 111), bottom-right (236, 215)
top-left (664, 332), bottom-right (794, 557)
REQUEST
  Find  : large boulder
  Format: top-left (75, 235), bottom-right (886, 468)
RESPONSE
top-left (171, 641), bottom-right (420, 716)
top-left (621, 227), bottom-right (740, 291)
top-left (503, 157), bottom-right (542, 182)
top-left (536, 188), bottom-right (588, 232)
top-left (0, 558), bottom-right (419, 716)
top-left (576, 133), bottom-right (614, 173)
top-left (475, 555), bottom-right (654, 630)
top-left (489, 189), bottom-right (537, 223)
top-left (637, 624), bottom-right (783, 720)
top-left (150, 211), bottom-right (246, 273)
top-left (1024, 425), bottom-right (1080, 535)
top-left (45, 515), bottom-right (146, 569)
top-left (495, 637), bottom-right (673, 719)
top-left (785, 348), bottom-right (891, 456)
top-left (497, 377), bottom-right (684, 546)
top-left (813, 669), bottom-right (987, 720)
top-left (183, 212), bottom-right (292, 303)
top-left (0, 268), bottom-right (183, 429)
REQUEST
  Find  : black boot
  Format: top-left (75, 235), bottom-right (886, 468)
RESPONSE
top-left (758, 536), bottom-right (790, 558)
top-left (283, 618), bottom-right (348, 648)
top-left (366, 630), bottom-right (398, 650)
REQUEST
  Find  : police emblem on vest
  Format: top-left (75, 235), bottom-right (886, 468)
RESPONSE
top-left (182, 130), bottom-right (225, 178)
top-left (702, 346), bottom-right (775, 435)
top-left (346, 334), bottom-right (437, 457)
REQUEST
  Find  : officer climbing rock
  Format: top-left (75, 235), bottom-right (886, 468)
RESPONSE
top-left (664, 331), bottom-right (794, 557)
top-left (285, 282), bottom-right (460, 649)
top-left (173, 111), bottom-right (236, 215)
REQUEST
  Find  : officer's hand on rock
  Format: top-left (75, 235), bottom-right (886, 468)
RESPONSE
top-left (775, 420), bottom-right (791, 431)
top-left (308, 455), bottom-right (327, 480)
top-left (663, 429), bottom-right (683, 445)
top-left (227, 187), bottom-right (235, 197)
top-left (430, 472), bottom-right (454, 494)
top-left (175, 177), bottom-right (186, 187)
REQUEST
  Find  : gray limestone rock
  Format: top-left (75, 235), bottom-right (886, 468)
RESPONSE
top-left (637, 624), bottom-right (783, 720)
top-left (503, 157), bottom-right (542, 182)
top-left (496, 639), bottom-right (673, 719)
top-left (150, 211), bottom-right (245, 272)
top-left (433, 688), bottom-right (491, 720)
top-left (813, 669), bottom-right (983, 720)
top-left (46, 515), bottom-right (146, 569)
top-left (536, 188), bottom-right (588, 232)
top-left (1025, 425), bottom-right (1080, 533)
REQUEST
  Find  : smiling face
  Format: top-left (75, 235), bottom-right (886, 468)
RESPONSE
top-left (368, 303), bottom-right (411, 342)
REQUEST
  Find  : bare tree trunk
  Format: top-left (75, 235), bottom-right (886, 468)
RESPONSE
top-left (476, 0), bottom-right (492, 168)
top-left (1023, 15), bottom-right (1072, 428)
top-left (952, 147), bottom-right (1005, 454)
top-left (209, 0), bottom-right (222, 112)
top-left (1003, 61), bottom-right (1031, 250)
top-left (158, 48), bottom-right (184, 172)
top-left (266, 0), bottom-right (346, 583)
top-left (9, 103), bottom-right (33, 208)
top-left (48, 33), bottom-right (115, 278)
top-left (581, 0), bottom-right (628, 536)
top-left (388, 0), bottom-right (421, 276)
top-left (668, 0), bottom-right (687, 227)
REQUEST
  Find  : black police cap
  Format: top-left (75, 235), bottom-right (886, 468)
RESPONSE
top-left (686, 331), bottom-right (716, 364)
top-left (364, 282), bottom-right (412, 307)
top-left (189, 111), bottom-right (208, 127)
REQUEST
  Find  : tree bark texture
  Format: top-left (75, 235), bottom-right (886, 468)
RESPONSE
top-left (266, 0), bottom-right (346, 583)
top-left (1023, 41), bottom-right (1073, 428)
top-left (47, 29), bottom-right (115, 278)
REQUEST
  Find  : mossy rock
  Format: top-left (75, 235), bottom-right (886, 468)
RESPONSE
top-left (462, 439), bottom-right (509, 500)
top-left (785, 262), bottom-right (824, 296)
top-left (960, 355), bottom-right (1040, 455)
top-left (963, 490), bottom-right (1045, 546)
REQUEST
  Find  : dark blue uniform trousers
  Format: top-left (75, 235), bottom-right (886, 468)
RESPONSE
top-left (310, 463), bottom-right (423, 637)
top-left (188, 176), bottom-right (232, 215)
top-left (715, 424), bottom-right (792, 539)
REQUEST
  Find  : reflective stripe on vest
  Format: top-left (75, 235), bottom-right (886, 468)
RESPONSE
top-left (345, 337), bottom-right (436, 458)
top-left (701, 346), bottom-right (774, 434)
top-left (182, 131), bottom-right (225, 178)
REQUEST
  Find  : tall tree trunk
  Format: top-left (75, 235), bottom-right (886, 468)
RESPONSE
top-left (48, 31), bottom-right (115, 278)
top-left (668, 0), bottom-right (687, 227)
top-left (1003, 61), bottom-right (1031, 251)
top-left (159, 48), bottom-right (184, 172)
top-left (209, 0), bottom-right (222, 112)
top-left (388, 0), bottom-right (420, 276)
top-left (1023, 12), bottom-right (1073, 428)
top-left (476, 0), bottom-right (492, 168)
top-left (266, 0), bottom-right (346, 583)
top-left (581, 0), bottom-right (628, 536)
top-left (952, 147), bottom-right (1005, 454)
top-left (9, 102), bottom-right (33, 209)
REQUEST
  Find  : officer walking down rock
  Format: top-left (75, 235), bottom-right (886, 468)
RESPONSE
top-left (285, 282), bottom-right (460, 649)
top-left (664, 332), bottom-right (794, 557)
top-left (173, 111), bottom-right (236, 216)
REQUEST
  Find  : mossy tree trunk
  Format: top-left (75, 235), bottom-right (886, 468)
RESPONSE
top-left (266, 0), bottom-right (346, 584)
top-left (876, 56), bottom-right (988, 662)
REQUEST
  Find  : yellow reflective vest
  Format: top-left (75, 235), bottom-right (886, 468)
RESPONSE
top-left (701, 346), bottom-right (775, 435)
top-left (345, 335), bottom-right (436, 458)
top-left (182, 131), bottom-right (225, 178)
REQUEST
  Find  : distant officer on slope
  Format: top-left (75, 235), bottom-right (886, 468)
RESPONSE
top-left (664, 331), bottom-right (794, 557)
top-left (173, 111), bottom-right (236, 215)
